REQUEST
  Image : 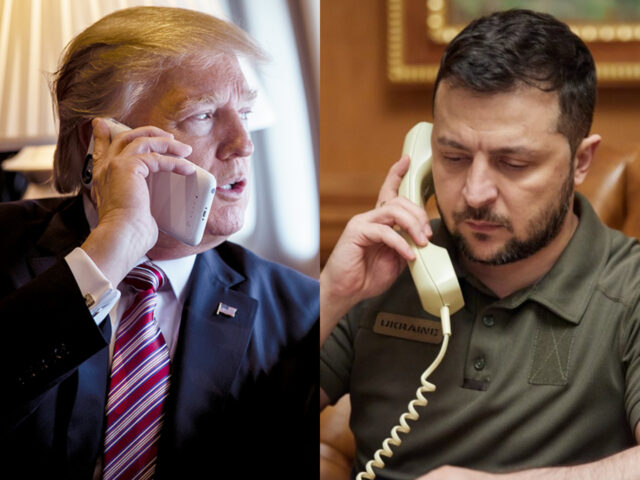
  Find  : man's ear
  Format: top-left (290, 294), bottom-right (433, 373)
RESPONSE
top-left (78, 120), bottom-right (94, 153)
top-left (573, 134), bottom-right (601, 186)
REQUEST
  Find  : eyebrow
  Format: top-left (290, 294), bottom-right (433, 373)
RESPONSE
top-left (436, 136), bottom-right (537, 156)
top-left (436, 136), bottom-right (470, 152)
top-left (177, 88), bottom-right (258, 112)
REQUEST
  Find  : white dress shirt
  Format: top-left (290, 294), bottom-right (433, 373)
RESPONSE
top-left (64, 194), bottom-right (197, 361)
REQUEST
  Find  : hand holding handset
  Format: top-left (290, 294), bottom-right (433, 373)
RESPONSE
top-left (85, 118), bottom-right (217, 246)
top-left (356, 122), bottom-right (464, 480)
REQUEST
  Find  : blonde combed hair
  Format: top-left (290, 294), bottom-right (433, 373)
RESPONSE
top-left (51, 6), bottom-right (267, 193)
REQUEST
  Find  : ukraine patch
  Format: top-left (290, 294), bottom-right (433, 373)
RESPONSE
top-left (373, 312), bottom-right (443, 344)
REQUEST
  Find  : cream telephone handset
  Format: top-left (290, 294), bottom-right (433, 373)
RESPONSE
top-left (356, 123), bottom-right (464, 480)
top-left (399, 121), bottom-right (464, 319)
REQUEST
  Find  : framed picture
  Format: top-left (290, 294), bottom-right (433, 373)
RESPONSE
top-left (388, 0), bottom-right (640, 85)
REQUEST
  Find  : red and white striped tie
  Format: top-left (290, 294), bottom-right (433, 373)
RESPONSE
top-left (103, 262), bottom-right (170, 480)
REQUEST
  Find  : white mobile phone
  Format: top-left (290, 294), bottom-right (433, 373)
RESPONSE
top-left (85, 118), bottom-right (217, 246)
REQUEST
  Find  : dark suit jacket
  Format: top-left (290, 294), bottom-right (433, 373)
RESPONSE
top-left (0, 195), bottom-right (319, 479)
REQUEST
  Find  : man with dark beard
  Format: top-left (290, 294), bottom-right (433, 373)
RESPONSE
top-left (320, 9), bottom-right (640, 480)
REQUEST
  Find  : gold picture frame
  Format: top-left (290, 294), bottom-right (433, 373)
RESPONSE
top-left (388, 0), bottom-right (640, 85)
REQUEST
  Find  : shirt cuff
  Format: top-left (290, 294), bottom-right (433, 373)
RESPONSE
top-left (64, 247), bottom-right (120, 326)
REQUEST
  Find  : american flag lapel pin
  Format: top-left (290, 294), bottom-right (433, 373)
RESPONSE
top-left (217, 302), bottom-right (238, 318)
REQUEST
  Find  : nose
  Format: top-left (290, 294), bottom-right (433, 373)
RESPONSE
top-left (462, 155), bottom-right (498, 208)
top-left (216, 109), bottom-right (254, 161)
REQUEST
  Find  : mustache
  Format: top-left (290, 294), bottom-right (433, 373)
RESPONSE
top-left (452, 206), bottom-right (514, 232)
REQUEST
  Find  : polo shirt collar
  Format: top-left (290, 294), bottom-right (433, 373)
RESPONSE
top-left (433, 193), bottom-right (609, 325)
top-left (523, 193), bottom-right (609, 324)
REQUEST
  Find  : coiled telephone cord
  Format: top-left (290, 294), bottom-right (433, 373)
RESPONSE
top-left (356, 305), bottom-right (452, 480)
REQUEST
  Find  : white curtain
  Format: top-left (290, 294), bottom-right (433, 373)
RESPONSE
top-left (224, 0), bottom-right (320, 277)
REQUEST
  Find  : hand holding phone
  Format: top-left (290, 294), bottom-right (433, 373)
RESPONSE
top-left (355, 123), bottom-right (465, 480)
top-left (86, 118), bottom-right (217, 246)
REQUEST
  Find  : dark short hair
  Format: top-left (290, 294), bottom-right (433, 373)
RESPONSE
top-left (433, 9), bottom-right (596, 157)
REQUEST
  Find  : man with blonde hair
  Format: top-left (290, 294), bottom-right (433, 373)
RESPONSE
top-left (0, 7), bottom-right (317, 479)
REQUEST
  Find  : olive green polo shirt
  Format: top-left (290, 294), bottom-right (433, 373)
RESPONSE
top-left (320, 194), bottom-right (640, 479)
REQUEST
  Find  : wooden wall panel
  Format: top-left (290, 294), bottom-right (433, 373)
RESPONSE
top-left (320, 0), bottom-right (640, 265)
